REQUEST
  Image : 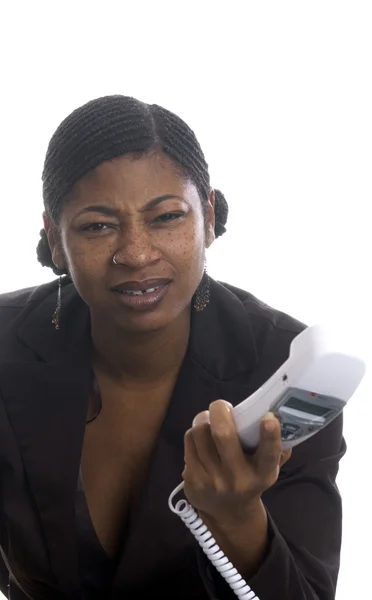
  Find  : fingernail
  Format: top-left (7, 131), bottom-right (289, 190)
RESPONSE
top-left (192, 411), bottom-right (210, 426)
top-left (263, 411), bottom-right (276, 432)
top-left (223, 401), bottom-right (233, 411)
top-left (263, 411), bottom-right (276, 421)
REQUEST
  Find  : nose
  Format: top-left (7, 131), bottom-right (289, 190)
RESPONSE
top-left (111, 225), bottom-right (161, 269)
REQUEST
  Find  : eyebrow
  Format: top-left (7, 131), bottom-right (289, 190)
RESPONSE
top-left (76, 194), bottom-right (184, 217)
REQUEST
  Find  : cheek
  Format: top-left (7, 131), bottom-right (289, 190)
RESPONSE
top-left (162, 224), bottom-right (205, 277)
top-left (62, 235), bottom-right (112, 280)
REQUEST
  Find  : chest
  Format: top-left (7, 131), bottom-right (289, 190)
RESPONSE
top-left (80, 381), bottom-right (173, 558)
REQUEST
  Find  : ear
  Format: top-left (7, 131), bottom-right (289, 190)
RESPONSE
top-left (43, 213), bottom-right (66, 271)
top-left (205, 189), bottom-right (216, 249)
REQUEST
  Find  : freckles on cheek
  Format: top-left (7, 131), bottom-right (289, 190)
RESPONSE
top-left (167, 230), bottom-right (189, 253)
top-left (66, 247), bottom-right (108, 277)
top-left (164, 228), bottom-right (204, 277)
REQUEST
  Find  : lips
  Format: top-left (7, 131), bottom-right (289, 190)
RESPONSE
top-left (111, 278), bottom-right (172, 312)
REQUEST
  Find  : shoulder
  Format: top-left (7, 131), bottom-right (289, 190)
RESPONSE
top-left (218, 280), bottom-right (306, 339)
top-left (0, 286), bottom-right (37, 329)
top-left (0, 281), bottom-right (57, 328)
top-left (0, 286), bottom-right (37, 310)
top-left (194, 279), bottom-right (307, 383)
top-left (0, 281), bottom-right (58, 309)
top-left (219, 281), bottom-right (305, 333)
top-left (215, 281), bottom-right (307, 375)
top-left (0, 286), bottom-right (37, 308)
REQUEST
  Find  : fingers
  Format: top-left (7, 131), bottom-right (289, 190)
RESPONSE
top-left (190, 410), bottom-right (221, 476)
top-left (184, 404), bottom-right (291, 500)
top-left (183, 428), bottom-right (209, 482)
top-left (254, 413), bottom-right (283, 482)
top-left (184, 400), bottom-right (246, 486)
top-left (208, 400), bottom-right (247, 471)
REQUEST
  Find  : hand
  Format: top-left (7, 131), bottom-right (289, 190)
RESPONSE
top-left (182, 400), bottom-right (292, 525)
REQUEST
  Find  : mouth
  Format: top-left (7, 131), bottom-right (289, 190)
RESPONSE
top-left (111, 279), bottom-right (172, 311)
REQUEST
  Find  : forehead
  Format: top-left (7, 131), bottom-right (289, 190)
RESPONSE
top-left (69, 152), bottom-right (191, 202)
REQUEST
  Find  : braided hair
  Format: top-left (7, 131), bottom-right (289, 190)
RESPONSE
top-left (37, 95), bottom-right (229, 275)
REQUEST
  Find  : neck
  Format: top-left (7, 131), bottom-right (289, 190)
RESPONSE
top-left (90, 307), bottom-right (191, 385)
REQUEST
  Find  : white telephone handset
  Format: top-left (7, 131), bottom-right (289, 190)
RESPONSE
top-left (168, 324), bottom-right (366, 600)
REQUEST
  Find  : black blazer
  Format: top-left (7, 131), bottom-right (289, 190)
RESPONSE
top-left (0, 278), bottom-right (345, 600)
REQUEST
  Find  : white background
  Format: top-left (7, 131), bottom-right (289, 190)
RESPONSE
top-left (0, 2), bottom-right (371, 598)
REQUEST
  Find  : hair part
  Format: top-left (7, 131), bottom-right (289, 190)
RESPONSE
top-left (37, 95), bottom-right (228, 275)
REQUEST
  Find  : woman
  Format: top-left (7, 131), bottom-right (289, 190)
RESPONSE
top-left (0, 95), bottom-right (345, 600)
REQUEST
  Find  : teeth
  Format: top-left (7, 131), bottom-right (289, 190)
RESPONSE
top-left (120, 286), bottom-right (159, 295)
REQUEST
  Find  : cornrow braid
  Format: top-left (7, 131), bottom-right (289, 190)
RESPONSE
top-left (37, 95), bottom-right (229, 273)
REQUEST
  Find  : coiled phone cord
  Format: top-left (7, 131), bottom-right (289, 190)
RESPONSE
top-left (168, 482), bottom-right (260, 600)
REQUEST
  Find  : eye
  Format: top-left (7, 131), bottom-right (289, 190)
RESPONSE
top-left (154, 212), bottom-right (184, 224)
top-left (80, 223), bottom-right (111, 232)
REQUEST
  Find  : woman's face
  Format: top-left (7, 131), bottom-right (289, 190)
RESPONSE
top-left (48, 152), bottom-right (215, 333)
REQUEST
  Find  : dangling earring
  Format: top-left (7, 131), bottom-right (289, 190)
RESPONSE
top-left (193, 262), bottom-right (210, 311)
top-left (52, 276), bottom-right (62, 330)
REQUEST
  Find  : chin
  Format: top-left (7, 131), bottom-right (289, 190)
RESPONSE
top-left (113, 305), bottom-right (189, 335)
